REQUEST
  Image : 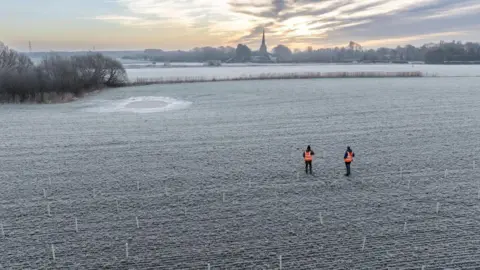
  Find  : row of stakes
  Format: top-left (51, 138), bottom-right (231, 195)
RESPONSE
top-left (42, 160), bottom-right (477, 195)
top-left (4, 161), bottom-right (478, 266)
top-left (242, 160), bottom-right (465, 268)
top-left (361, 164), bottom-right (467, 269)
top-left (0, 211), bottom-right (459, 265)
top-left (44, 217), bottom-right (139, 262)
top-left (0, 179), bottom-right (146, 262)
top-left (3, 207), bottom-right (434, 265)
top-left (39, 172), bottom-right (451, 265)
top-left (2, 195), bottom-right (329, 268)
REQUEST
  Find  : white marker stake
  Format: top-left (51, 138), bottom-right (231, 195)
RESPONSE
top-left (403, 221), bottom-right (407, 233)
top-left (207, 263), bottom-right (211, 270)
top-left (75, 218), bottom-right (78, 233)
top-left (116, 200), bottom-right (120, 212)
top-left (125, 243), bottom-right (129, 259)
top-left (164, 186), bottom-right (168, 196)
top-left (47, 203), bottom-right (51, 216)
top-left (222, 192), bottom-right (226, 203)
top-left (436, 202), bottom-right (440, 214)
top-left (137, 181), bottom-right (140, 191)
top-left (43, 189), bottom-right (47, 199)
top-left (422, 266), bottom-right (425, 270)
top-left (319, 212), bottom-right (324, 225)
top-left (136, 216), bottom-right (139, 229)
top-left (279, 255), bottom-right (282, 270)
top-left (51, 244), bottom-right (56, 261)
top-left (49, 177), bottom-right (52, 186)
top-left (1, 223), bottom-right (4, 237)
top-left (362, 237), bottom-right (366, 251)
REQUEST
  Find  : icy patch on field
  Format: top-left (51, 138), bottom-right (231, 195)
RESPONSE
top-left (83, 96), bottom-right (192, 113)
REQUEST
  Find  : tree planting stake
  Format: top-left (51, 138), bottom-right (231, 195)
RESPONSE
top-left (51, 244), bottom-right (56, 261)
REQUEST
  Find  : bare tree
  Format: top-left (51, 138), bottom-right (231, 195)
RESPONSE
top-left (1, 42), bottom-right (129, 103)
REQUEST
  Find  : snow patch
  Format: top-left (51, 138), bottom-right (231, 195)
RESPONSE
top-left (83, 96), bottom-right (192, 113)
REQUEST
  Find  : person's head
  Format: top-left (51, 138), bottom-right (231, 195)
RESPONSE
top-left (306, 145), bottom-right (311, 151)
top-left (347, 146), bottom-right (351, 152)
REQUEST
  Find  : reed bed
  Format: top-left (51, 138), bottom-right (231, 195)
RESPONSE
top-left (131, 71), bottom-right (423, 85)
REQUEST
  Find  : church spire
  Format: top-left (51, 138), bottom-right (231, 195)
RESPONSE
top-left (262, 28), bottom-right (265, 46)
top-left (259, 28), bottom-right (267, 55)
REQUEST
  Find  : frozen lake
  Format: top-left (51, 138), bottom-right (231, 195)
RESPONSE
top-left (1, 76), bottom-right (480, 268)
top-left (125, 63), bottom-right (480, 81)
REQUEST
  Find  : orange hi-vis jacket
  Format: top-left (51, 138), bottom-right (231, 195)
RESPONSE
top-left (304, 151), bottom-right (313, 161)
top-left (344, 151), bottom-right (354, 163)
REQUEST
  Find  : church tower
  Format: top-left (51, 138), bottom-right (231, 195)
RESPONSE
top-left (259, 28), bottom-right (268, 55)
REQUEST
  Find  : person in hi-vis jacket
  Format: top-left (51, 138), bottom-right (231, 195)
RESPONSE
top-left (303, 145), bottom-right (315, 174)
top-left (344, 146), bottom-right (355, 176)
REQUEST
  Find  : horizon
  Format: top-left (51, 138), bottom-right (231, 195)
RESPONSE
top-left (14, 38), bottom-right (480, 54)
top-left (1, 0), bottom-right (479, 52)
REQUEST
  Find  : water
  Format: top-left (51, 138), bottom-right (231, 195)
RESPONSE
top-left (125, 63), bottom-right (480, 81)
top-left (1, 76), bottom-right (480, 268)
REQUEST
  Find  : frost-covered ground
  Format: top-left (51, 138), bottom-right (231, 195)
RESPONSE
top-left (1, 77), bottom-right (480, 269)
top-left (125, 63), bottom-right (480, 81)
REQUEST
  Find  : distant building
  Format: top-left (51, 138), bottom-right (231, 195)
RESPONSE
top-left (259, 29), bottom-right (268, 56)
top-left (251, 29), bottom-right (275, 63)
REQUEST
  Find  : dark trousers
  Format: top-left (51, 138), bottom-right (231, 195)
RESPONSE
top-left (305, 161), bottom-right (312, 174)
top-left (345, 162), bottom-right (351, 176)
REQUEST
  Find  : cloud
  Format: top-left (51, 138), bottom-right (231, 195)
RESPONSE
top-left (423, 2), bottom-right (480, 19)
top-left (114, 0), bottom-right (230, 26)
top-left (92, 0), bottom-right (480, 48)
top-left (320, 0), bottom-right (479, 43)
top-left (234, 22), bottom-right (276, 42)
top-left (95, 15), bottom-right (142, 21)
top-left (93, 15), bottom-right (166, 26)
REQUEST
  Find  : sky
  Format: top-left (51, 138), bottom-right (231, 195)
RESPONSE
top-left (1, 0), bottom-right (479, 52)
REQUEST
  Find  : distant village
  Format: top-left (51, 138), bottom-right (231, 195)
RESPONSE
top-left (24, 30), bottom-right (480, 65)
top-left (144, 29), bottom-right (280, 66)
top-left (133, 30), bottom-right (480, 65)
top-left (234, 29), bottom-right (277, 64)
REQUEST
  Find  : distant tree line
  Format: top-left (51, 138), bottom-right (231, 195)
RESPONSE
top-left (133, 40), bottom-right (480, 64)
top-left (124, 47), bottom-right (237, 63)
top-left (0, 42), bottom-right (127, 103)
top-left (424, 41), bottom-right (480, 64)
top-left (257, 40), bottom-right (480, 63)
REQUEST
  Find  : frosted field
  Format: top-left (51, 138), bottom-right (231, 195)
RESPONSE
top-left (1, 76), bottom-right (480, 269)
top-left (125, 63), bottom-right (480, 81)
